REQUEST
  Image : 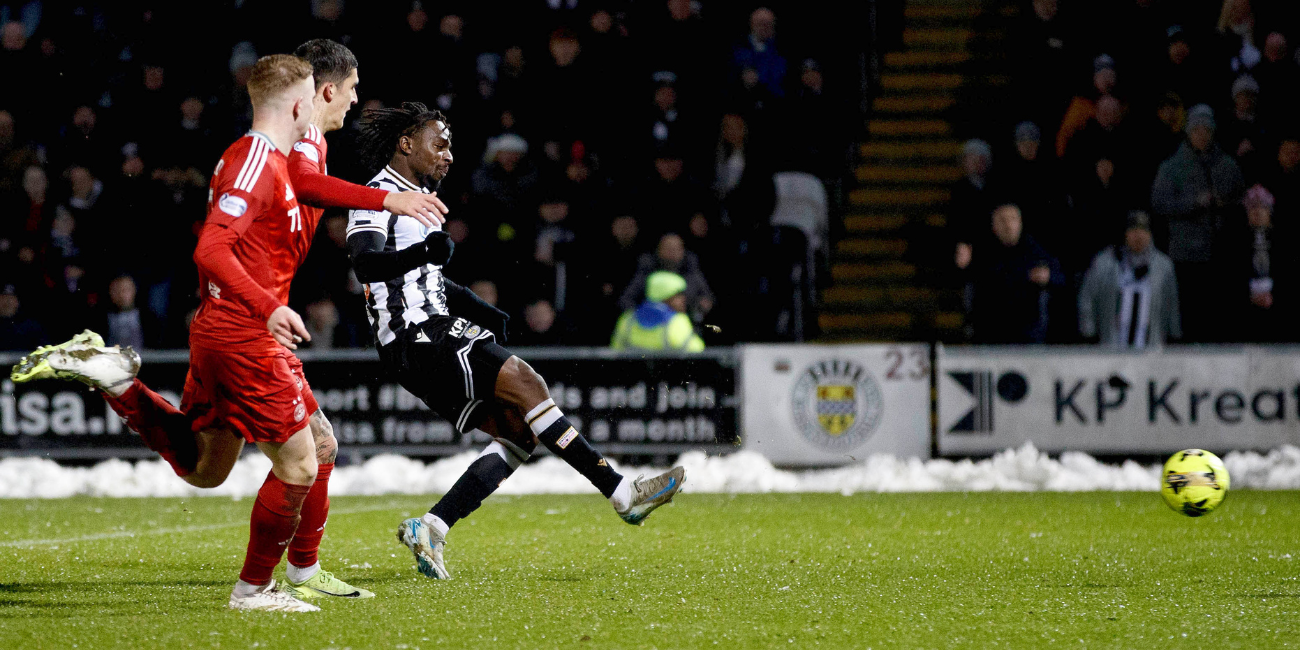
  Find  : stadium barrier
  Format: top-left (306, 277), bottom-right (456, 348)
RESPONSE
top-left (938, 344), bottom-right (1300, 455)
top-left (741, 343), bottom-right (930, 466)
top-left (5, 344), bottom-right (1300, 463)
top-left (0, 348), bottom-right (738, 462)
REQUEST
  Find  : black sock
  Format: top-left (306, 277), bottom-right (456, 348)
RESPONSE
top-left (429, 452), bottom-right (514, 529)
top-left (532, 412), bottom-right (623, 498)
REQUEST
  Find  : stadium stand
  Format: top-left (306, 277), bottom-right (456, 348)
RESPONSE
top-left (837, 0), bottom-right (1300, 345)
top-left (0, 1), bottom-right (867, 351)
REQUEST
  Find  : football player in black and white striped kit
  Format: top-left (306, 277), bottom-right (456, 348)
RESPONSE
top-left (346, 103), bottom-right (685, 580)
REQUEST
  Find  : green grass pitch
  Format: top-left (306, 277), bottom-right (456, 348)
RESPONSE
top-left (1, 492), bottom-right (1298, 649)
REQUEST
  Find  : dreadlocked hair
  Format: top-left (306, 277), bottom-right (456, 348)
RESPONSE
top-left (356, 102), bottom-right (448, 175)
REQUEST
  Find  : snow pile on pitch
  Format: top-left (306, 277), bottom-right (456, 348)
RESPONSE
top-left (674, 445), bottom-right (1162, 493)
top-left (3, 444), bottom-right (1300, 498)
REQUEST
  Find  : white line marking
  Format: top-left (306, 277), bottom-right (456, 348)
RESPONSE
top-left (0, 503), bottom-right (406, 548)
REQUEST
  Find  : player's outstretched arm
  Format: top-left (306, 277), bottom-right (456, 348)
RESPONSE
top-left (383, 190), bottom-right (449, 227)
top-left (347, 230), bottom-right (453, 283)
top-left (287, 155), bottom-right (447, 226)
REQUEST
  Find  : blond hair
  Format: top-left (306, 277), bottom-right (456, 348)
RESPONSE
top-left (246, 54), bottom-right (314, 106)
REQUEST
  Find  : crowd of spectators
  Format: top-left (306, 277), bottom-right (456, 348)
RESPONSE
top-left (0, 1), bottom-right (857, 351)
top-left (950, 0), bottom-right (1300, 346)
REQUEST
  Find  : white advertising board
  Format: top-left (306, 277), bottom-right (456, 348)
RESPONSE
top-left (937, 345), bottom-right (1300, 454)
top-left (741, 344), bottom-right (931, 465)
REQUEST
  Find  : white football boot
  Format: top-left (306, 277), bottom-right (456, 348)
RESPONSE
top-left (227, 580), bottom-right (320, 612)
top-left (617, 466), bottom-right (686, 525)
top-left (10, 329), bottom-right (138, 395)
top-left (396, 518), bottom-right (450, 579)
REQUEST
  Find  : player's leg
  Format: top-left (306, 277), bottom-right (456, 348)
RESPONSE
top-left (283, 409), bottom-right (374, 599)
top-left (429, 407), bottom-right (536, 530)
top-left (229, 425), bottom-right (320, 612)
top-left (285, 410), bottom-right (335, 576)
top-left (183, 429), bottom-right (245, 488)
top-left (495, 354), bottom-right (686, 524)
top-left (10, 330), bottom-right (201, 477)
top-left (398, 409), bottom-right (536, 579)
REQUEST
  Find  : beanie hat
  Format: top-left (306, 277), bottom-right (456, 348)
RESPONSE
top-left (1186, 104), bottom-right (1215, 134)
top-left (963, 138), bottom-right (992, 159)
top-left (1014, 121), bottom-right (1041, 143)
top-left (1245, 184), bottom-right (1275, 209)
top-left (645, 271), bottom-right (688, 303)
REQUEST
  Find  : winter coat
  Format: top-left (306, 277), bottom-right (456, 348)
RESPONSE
top-left (1150, 141), bottom-right (1244, 263)
top-left (1078, 246), bottom-right (1181, 346)
top-left (970, 235), bottom-right (1063, 343)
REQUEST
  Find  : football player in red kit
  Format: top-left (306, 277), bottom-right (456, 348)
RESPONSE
top-left (10, 42), bottom-right (444, 609)
top-left (13, 53), bottom-right (379, 612)
top-left (181, 54), bottom-right (328, 612)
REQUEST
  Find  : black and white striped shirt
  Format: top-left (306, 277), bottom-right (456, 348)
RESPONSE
top-left (347, 166), bottom-right (449, 346)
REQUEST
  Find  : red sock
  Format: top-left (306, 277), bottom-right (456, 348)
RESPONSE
top-left (101, 379), bottom-right (198, 476)
top-left (287, 462), bottom-right (332, 569)
top-left (239, 471), bottom-right (312, 585)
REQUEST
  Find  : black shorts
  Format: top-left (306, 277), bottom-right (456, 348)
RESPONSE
top-left (379, 316), bottom-right (514, 433)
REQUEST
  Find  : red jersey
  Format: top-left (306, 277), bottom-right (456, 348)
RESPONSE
top-left (191, 132), bottom-right (315, 355)
top-left (286, 123), bottom-right (387, 220)
top-left (289, 124), bottom-right (329, 226)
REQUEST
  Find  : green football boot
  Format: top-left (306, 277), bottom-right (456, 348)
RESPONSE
top-left (284, 570), bottom-right (375, 600)
top-left (10, 329), bottom-right (108, 383)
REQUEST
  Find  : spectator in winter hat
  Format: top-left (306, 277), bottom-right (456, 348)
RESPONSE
top-left (950, 139), bottom-right (994, 271)
top-left (1078, 211), bottom-right (1180, 348)
top-left (1162, 25), bottom-right (1209, 107)
top-left (1151, 103), bottom-right (1245, 342)
top-left (990, 121), bottom-right (1063, 246)
top-left (470, 133), bottom-right (538, 223)
top-left (1220, 75), bottom-right (1265, 180)
top-left (611, 271), bottom-right (705, 352)
top-left (1065, 95), bottom-right (1136, 189)
top-left (1224, 184), bottom-right (1294, 341)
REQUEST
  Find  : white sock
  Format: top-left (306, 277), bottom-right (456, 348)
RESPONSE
top-left (422, 513), bottom-right (450, 537)
top-left (286, 561), bottom-right (320, 584)
top-left (525, 398), bottom-right (563, 435)
top-left (608, 476), bottom-right (634, 512)
top-left (232, 579), bottom-right (266, 598)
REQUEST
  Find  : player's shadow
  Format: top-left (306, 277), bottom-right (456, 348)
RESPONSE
top-left (0, 579), bottom-right (229, 617)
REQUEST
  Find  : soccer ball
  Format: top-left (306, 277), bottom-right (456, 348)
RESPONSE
top-left (1160, 449), bottom-right (1230, 517)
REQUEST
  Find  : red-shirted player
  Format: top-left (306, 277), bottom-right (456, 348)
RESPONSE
top-left (11, 42), bottom-right (448, 609)
top-left (11, 54), bottom-right (374, 613)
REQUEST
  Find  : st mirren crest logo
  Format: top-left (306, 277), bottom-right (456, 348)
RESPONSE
top-left (791, 359), bottom-right (883, 451)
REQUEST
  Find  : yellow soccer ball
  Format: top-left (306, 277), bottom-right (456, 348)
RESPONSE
top-left (1161, 449), bottom-right (1230, 517)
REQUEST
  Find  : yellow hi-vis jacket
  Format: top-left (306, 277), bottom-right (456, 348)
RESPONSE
top-left (610, 302), bottom-right (705, 352)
